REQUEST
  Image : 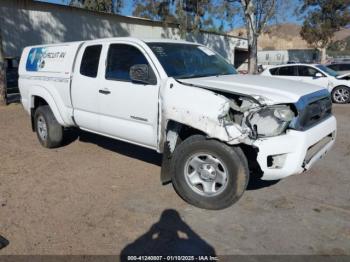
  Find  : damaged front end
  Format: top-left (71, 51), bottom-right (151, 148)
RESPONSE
top-left (160, 79), bottom-right (336, 184)
top-left (161, 79), bottom-right (296, 149)
top-left (159, 79), bottom-right (297, 183)
top-left (216, 95), bottom-right (295, 144)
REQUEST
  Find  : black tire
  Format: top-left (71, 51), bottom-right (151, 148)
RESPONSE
top-left (34, 105), bottom-right (63, 148)
top-left (331, 86), bottom-right (350, 104)
top-left (171, 135), bottom-right (249, 210)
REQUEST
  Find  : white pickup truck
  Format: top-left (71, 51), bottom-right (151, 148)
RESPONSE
top-left (19, 37), bottom-right (336, 210)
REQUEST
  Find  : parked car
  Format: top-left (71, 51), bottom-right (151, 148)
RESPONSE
top-left (18, 38), bottom-right (336, 209)
top-left (5, 57), bottom-right (19, 94)
top-left (326, 63), bottom-right (350, 75)
top-left (261, 63), bottom-right (350, 103)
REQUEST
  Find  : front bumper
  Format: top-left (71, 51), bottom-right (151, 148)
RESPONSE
top-left (253, 116), bottom-right (337, 180)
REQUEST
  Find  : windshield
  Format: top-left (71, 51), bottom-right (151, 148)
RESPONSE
top-left (147, 43), bottom-right (237, 79)
top-left (316, 65), bottom-right (339, 77)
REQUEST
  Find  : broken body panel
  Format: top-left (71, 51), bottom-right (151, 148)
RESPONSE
top-left (160, 77), bottom-right (336, 181)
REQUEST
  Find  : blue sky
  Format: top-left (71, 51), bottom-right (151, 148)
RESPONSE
top-left (36, 0), bottom-right (301, 30)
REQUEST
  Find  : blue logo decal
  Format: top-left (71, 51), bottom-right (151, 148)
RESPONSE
top-left (26, 48), bottom-right (45, 72)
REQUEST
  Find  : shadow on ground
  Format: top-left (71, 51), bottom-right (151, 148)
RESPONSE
top-left (65, 129), bottom-right (162, 166)
top-left (120, 209), bottom-right (216, 259)
top-left (64, 129), bottom-right (279, 190)
top-left (0, 235), bottom-right (9, 250)
top-left (246, 179), bottom-right (280, 190)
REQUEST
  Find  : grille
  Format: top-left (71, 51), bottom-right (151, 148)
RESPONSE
top-left (291, 90), bottom-right (332, 131)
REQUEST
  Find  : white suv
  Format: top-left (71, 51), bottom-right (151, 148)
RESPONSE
top-left (261, 63), bottom-right (350, 104)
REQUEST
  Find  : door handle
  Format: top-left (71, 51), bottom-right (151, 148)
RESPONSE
top-left (99, 89), bottom-right (111, 95)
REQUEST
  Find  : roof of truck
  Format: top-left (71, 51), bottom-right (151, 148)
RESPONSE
top-left (87, 37), bottom-right (199, 45)
top-left (142, 38), bottom-right (199, 45)
top-left (24, 37), bottom-right (199, 49)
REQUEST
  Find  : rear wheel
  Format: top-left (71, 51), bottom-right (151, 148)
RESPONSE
top-left (34, 106), bottom-right (63, 148)
top-left (171, 135), bottom-right (249, 210)
top-left (331, 86), bottom-right (350, 104)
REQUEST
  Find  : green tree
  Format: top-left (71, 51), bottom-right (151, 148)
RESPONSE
top-left (300, 0), bottom-right (350, 63)
top-left (132, 0), bottom-right (217, 35)
top-left (327, 35), bottom-right (350, 57)
top-left (223, 0), bottom-right (291, 74)
top-left (70, 0), bottom-right (124, 13)
top-left (132, 0), bottom-right (176, 22)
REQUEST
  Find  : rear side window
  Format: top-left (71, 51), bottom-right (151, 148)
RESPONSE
top-left (298, 66), bottom-right (318, 77)
top-left (327, 64), bottom-right (339, 71)
top-left (106, 44), bottom-right (149, 81)
top-left (80, 45), bottom-right (102, 78)
top-left (278, 66), bottom-right (296, 76)
top-left (339, 64), bottom-right (350, 71)
top-left (269, 67), bottom-right (279, 75)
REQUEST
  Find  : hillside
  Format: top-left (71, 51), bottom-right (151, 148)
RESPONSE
top-left (229, 23), bottom-right (350, 51)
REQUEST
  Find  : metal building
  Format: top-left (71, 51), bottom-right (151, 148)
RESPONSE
top-left (0, 0), bottom-right (249, 70)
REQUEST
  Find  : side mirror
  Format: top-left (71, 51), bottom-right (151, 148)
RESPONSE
top-left (314, 72), bottom-right (323, 78)
top-left (129, 64), bottom-right (156, 85)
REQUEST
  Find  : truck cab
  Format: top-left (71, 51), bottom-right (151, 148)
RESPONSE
top-left (19, 38), bottom-right (337, 210)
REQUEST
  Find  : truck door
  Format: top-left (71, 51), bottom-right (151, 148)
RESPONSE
top-left (71, 44), bottom-right (103, 132)
top-left (98, 43), bottom-right (159, 148)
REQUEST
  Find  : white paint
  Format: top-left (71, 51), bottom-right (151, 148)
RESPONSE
top-left (161, 79), bottom-right (248, 144)
top-left (254, 116), bottom-right (336, 180)
top-left (180, 74), bottom-right (326, 104)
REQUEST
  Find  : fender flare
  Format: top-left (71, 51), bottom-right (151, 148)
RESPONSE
top-left (29, 86), bottom-right (66, 126)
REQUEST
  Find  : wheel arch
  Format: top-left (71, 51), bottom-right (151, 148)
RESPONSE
top-left (160, 120), bottom-right (207, 184)
top-left (331, 85), bottom-right (350, 103)
top-left (29, 88), bottom-right (66, 131)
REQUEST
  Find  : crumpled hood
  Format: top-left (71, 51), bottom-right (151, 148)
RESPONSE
top-left (179, 74), bottom-right (326, 104)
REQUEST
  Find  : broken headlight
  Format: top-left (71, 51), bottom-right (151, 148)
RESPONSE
top-left (247, 105), bottom-right (295, 138)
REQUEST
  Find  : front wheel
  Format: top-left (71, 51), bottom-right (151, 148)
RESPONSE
top-left (171, 135), bottom-right (249, 210)
top-left (331, 86), bottom-right (350, 104)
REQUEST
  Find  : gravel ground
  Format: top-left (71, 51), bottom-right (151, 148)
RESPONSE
top-left (0, 103), bottom-right (349, 255)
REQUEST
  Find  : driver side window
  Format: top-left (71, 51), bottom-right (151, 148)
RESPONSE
top-left (105, 44), bottom-right (150, 82)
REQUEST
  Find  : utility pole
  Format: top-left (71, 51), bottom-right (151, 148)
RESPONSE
top-left (0, 27), bottom-right (7, 106)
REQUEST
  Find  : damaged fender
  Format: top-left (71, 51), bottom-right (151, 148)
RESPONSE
top-left (159, 79), bottom-right (250, 150)
top-left (158, 79), bottom-right (297, 183)
top-left (158, 79), bottom-right (258, 184)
